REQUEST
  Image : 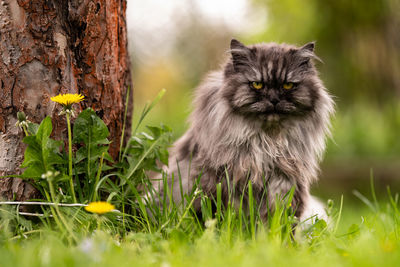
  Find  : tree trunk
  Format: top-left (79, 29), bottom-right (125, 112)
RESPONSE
top-left (0, 0), bottom-right (132, 201)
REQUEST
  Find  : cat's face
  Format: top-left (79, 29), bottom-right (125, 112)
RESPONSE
top-left (223, 39), bottom-right (322, 127)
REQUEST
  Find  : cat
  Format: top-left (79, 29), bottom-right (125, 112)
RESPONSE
top-left (152, 39), bottom-right (334, 221)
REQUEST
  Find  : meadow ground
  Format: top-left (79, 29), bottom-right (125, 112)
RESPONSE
top-left (1, 191), bottom-right (399, 267)
top-left (1, 93), bottom-right (399, 267)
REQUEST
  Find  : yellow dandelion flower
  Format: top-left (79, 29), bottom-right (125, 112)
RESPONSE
top-left (85, 201), bottom-right (115, 214)
top-left (51, 93), bottom-right (84, 203)
top-left (51, 93), bottom-right (84, 109)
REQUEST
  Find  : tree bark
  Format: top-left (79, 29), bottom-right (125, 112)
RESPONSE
top-left (0, 0), bottom-right (132, 200)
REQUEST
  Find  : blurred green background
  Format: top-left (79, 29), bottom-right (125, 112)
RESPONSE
top-left (127, 0), bottom-right (400, 202)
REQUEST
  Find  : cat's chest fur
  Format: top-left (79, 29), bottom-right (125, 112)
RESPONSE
top-left (209, 130), bottom-right (305, 188)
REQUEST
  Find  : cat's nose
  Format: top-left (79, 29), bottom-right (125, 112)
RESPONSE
top-left (267, 90), bottom-right (280, 105)
top-left (270, 98), bottom-right (279, 105)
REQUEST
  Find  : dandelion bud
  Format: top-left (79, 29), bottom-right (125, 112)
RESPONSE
top-left (17, 111), bottom-right (27, 122)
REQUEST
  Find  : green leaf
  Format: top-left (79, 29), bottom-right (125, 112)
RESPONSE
top-left (73, 109), bottom-right (109, 144)
top-left (73, 108), bottom-right (111, 182)
top-left (75, 146), bottom-right (111, 165)
top-left (20, 163), bottom-right (45, 178)
top-left (20, 136), bottom-right (41, 167)
top-left (35, 116), bottom-right (52, 145)
top-left (27, 121), bottom-right (39, 135)
top-left (158, 148), bottom-right (169, 165)
top-left (20, 117), bottom-right (64, 179)
top-left (346, 224), bottom-right (360, 240)
top-left (123, 123), bottom-right (171, 185)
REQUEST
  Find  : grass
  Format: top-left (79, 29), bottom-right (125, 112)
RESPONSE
top-left (0, 193), bottom-right (399, 267)
top-left (1, 92), bottom-right (399, 266)
top-left (1, 169), bottom-right (400, 267)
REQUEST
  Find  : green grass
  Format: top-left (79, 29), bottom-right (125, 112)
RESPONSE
top-left (1, 171), bottom-right (399, 266)
top-left (0, 195), bottom-right (399, 267)
top-left (1, 92), bottom-right (400, 266)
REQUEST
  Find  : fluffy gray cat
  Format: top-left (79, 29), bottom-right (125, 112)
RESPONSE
top-left (154, 39), bottom-right (334, 221)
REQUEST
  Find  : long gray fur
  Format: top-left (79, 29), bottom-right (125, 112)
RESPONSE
top-left (154, 39), bottom-right (335, 220)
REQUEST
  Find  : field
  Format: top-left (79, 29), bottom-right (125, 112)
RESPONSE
top-left (1, 192), bottom-right (399, 267)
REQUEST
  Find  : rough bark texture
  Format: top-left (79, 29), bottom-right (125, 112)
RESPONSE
top-left (0, 0), bottom-right (132, 200)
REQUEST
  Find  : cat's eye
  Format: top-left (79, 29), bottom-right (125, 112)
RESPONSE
top-left (250, 81), bottom-right (264, 90)
top-left (283, 82), bottom-right (294, 90)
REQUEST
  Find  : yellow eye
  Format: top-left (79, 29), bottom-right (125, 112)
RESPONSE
top-left (283, 82), bottom-right (294, 90)
top-left (251, 81), bottom-right (263, 90)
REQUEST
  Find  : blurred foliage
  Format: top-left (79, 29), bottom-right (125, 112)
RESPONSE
top-left (327, 103), bottom-right (400, 160)
top-left (131, 5), bottom-right (234, 137)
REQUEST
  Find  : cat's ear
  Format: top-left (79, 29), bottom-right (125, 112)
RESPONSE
top-left (230, 39), bottom-right (250, 71)
top-left (300, 42), bottom-right (315, 53)
top-left (230, 38), bottom-right (247, 50)
top-left (297, 41), bottom-right (321, 63)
